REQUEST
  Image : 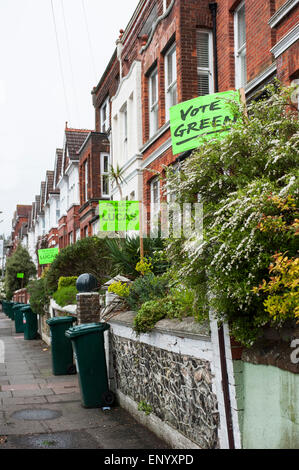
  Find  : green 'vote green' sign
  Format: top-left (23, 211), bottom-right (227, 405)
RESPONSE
top-left (17, 273), bottom-right (24, 279)
top-left (169, 90), bottom-right (241, 155)
top-left (38, 248), bottom-right (59, 265)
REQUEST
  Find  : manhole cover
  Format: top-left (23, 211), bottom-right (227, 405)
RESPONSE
top-left (11, 409), bottom-right (62, 421)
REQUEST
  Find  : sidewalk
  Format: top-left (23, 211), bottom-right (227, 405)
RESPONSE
top-left (0, 308), bottom-right (168, 450)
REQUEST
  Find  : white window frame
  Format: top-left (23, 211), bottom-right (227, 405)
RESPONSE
top-left (234, 1), bottom-right (247, 89)
top-left (100, 97), bottom-right (110, 133)
top-left (165, 43), bottom-right (177, 121)
top-left (150, 177), bottom-right (160, 221)
top-left (84, 160), bottom-right (88, 202)
top-left (196, 29), bottom-right (214, 96)
top-left (56, 199), bottom-right (60, 225)
top-left (101, 153), bottom-right (110, 197)
top-left (149, 67), bottom-right (159, 137)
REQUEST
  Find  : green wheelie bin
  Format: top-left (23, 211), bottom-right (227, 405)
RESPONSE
top-left (1, 300), bottom-right (8, 316)
top-left (65, 323), bottom-right (115, 408)
top-left (12, 304), bottom-right (27, 333)
top-left (21, 305), bottom-right (38, 340)
top-left (46, 316), bottom-right (77, 376)
top-left (6, 301), bottom-right (14, 320)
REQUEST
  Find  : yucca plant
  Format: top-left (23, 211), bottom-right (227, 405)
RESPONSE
top-left (104, 236), bottom-right (168, 279)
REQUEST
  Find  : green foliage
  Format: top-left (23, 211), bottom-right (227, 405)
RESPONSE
top-left (104, 236), bottom-right (169, 279)
top-left (126, 273), bottom-right (169, 311)
top-left (58, 276), bottom-right (78, 290)
top-left (135, 257), bottom-right (153, 275)
top-left (138, 401), bottom-right (152, 416)
top-left (27, 278), bottom-right (50, 316)
top-left (44, 237), bottom-right (111, 295)
top-left (165, 82), bottom-right (299, 346)
top-left (5, 245), bottom-right (36, 299)
top-left (52, 286), bottom-right (78, 308)
top-left (108, 281), bottom-right (130, 298)
top-left (133, 287), bottom-right (196, 334)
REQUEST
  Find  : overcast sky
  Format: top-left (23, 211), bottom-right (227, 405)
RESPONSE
top-left (0, 0), bottom-right (138, 238)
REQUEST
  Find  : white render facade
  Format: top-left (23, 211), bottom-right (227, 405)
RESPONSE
top-left (111, 60), bottom-right (143, 202)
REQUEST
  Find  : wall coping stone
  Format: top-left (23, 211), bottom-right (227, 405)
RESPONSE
top-left (109, 310), bottom-right (211, 341)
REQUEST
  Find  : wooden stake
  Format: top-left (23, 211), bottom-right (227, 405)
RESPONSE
top-left (139, 201), bottom-right (144, 260)
top-left (239, 87), bottom-right (248, 118)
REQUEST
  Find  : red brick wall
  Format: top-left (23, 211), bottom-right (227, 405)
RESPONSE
top-left (275, 4), bottom-right (299, 42)
top-left (277, 41), bottom-right (299, 84)
top-left (93, 53), bottom-right (120, 132)
top-left (245, 0), bottom-right (275, 82)
top-left (47, 228), bottom-right (59, 249)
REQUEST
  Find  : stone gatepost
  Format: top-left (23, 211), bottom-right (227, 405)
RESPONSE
top-left (76, 293), bottom-right (101, 325)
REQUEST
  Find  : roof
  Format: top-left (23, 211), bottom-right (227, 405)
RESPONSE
top-left (54, 149), bottom-right (63, 188)
top-left (65, 128), bottom-right (91, 161)
top-left (16, 205), bottom-right (32, 218)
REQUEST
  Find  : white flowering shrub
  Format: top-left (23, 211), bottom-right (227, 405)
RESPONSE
top-left (166, 82), bottom-right (299, 346)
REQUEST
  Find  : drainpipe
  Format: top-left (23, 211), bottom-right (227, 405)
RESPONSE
top-left (209, 2), bottom-right (219, 93)
top-left (209, 2), bottom-right (235, 450)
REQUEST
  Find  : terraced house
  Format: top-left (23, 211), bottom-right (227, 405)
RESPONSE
top-left (91, 0), bottom-right (299, 235)
top-left (10, 0), bottom-right (298, 265)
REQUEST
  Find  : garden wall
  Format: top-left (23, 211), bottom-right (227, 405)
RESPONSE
top-left (106, 311), bottom-right (238, 449)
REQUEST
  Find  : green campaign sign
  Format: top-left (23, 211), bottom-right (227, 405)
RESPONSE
top-left (17, 273), bottom-right (24, 279)
top-left (170, 90), bottom-right (241, 155)
top-left (38, 248), bottom-right (59, 265)
top-left (99, 201), bottom-right (140, 232)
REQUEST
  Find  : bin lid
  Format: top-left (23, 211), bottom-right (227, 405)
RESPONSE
top-left (12, 304), bottom-right (27, 310)
top-left (65, 322), bottom-right (110, 339)
top-left (47, 316), bottom-right (77, 326)
top-left (20, 305), bottom-right (33, 312)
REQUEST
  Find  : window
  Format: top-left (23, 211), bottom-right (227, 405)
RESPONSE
top-left (165, 44), bottom-right (177, 121)
top-left (76, 228), bottom-right (80, 242)
top-left (101, 153), bottom-right (110, 197)
top-left (150, 177), bottom-right (160, 231)
top-left (84, 226), bottom-right (88, 238)
top-left (149, 68), bottom-right (159, 137)
top-left (196, 30), bottom-right (214, 96)
top-left (122, 102), bottom-right (128, 158)
top-left (100, 97), bottom-right (110, 133)
top-left (69, 232), bottom-right (73, 245)
top-left (92, 221), bottom-right (98, 236)
top-left (56, 199), bottom-right (60, 225)
top-left (84, 160), bottom-right (89, 202)
top-left (234, 1), bottom-right (247, 89)
top-left (123, 103), bottom-right (128, 143)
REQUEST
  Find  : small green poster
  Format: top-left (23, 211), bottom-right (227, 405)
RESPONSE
top-left (169, 90), bottom-right (241, 155)
top-left (17, 273), bottom-right (24, 279)
top-left (99, 201), bottom-right (140, 232)
top-left (38, 248), bottom-right (59, 265)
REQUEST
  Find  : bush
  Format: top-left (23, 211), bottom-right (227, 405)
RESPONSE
top-left (27, 278), bottom-right (50, 316)
top-left (45, 237), bottom-right (112, 294)
top-left (52, 286), bottom-right (78, 308)
top-left (126, 273), bottom-right (170, 311)
top-left (104, 236), bottom-right (169, 279)
top-left (133, 287), bottom-right (196, 334)
top-left (58, 276), bottom-right (78, 290)
top-left (5, 245), bottom-right (36, 299)
top-left (166, 82), bottom-right (299, 346)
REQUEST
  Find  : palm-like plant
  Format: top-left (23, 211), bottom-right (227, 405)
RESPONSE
top-left (109, 163), bottom-right (126, 200)
top-left (104, 236), bottom-right (168, 279)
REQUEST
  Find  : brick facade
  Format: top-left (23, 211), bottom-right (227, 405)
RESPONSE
top-left (10, 0), bottom-right (298, 265)
top-left (78, 132), bottom-right (110, 238)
